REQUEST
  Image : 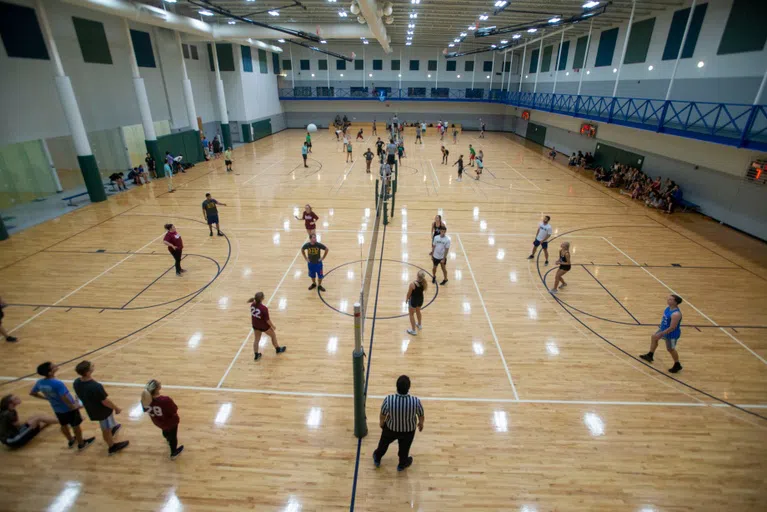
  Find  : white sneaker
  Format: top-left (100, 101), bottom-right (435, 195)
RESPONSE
top-left (416, 323), bottom-right (422, 330)
top-left (407, 329), bottom-right (417, 336)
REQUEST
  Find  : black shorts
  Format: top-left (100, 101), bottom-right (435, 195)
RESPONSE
top-left (225, 160), bottom-right (232, 165)
top-left (533, 240), bottom-right (548, 249)
top-left (559, 264), bottom-right (572, 272)
top-left (56, 409), bottom-right (84, 427)
top-left (2, 424), bottom-right (39, 449)
top-left (432, 256), bottom-right (446, 267)
top-left (409, 296), bottom-right (424, 308)
top-left (387, 154), bottom-right (395, 165)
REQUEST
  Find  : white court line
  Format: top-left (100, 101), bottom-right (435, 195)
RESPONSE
top-left (456, 234), bottom-right (520, 400)
top-left (9, 233), bottom-right (165, 334)
top-left (428, 159), bottom-right (441, 187)
top-left (602, 237), bottom-right (767, 366)
top-left (502, 161), bottom-right (542, 191)
top-left (3, 375), bottom-right (766, 408)
top-left (216, 246), bottom-right (304, 388)
top-left (223, 227), bottom-right (604, 238)
top-left (332, 155), bottom-right (359, 195)
top-left (241, 158), bottom-right (285, 185)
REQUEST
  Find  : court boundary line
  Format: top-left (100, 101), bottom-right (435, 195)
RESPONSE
top-left (456, 234), bottom-right (520, 400)
top-left (2, 376), bottom-right (765, 408)
top-left (602, 237), bottom-right (767, 366)
top-left (241, 158), bottom-right (285, 185)
top-left (8, 233), bottom-right (165, 334)
top-left (215, 245), bottom-right (304, 388)
top-left (580, 265), bottom-right (641, 325)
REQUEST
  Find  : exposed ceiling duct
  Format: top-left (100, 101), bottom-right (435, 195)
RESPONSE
top-left (355, 0), bottom-right (392, 53)
top-left (209, 23), bottom-right (370, 42)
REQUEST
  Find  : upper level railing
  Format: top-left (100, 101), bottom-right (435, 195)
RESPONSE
top-left (278, 87), bottom-right (767, 150)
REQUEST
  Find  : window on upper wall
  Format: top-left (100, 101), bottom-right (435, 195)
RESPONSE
top-left (624, 17), bottom-right (656, 64)
top-left (190, 45), bottom-right (199, 60)
top-left (283, 59), bottom-right (293, 70)
top-left (446, 60), bottom-right (456, 71)
top-left (373, 59), bottom-right (382, 70)
top-left (300, 59), bottom-right (310, 70)
top-left (529, 49), bottom-right (539, 73)
top-left (465, 60), bottom-right (474, 72)
top-left (483, 60), bottom-right (493, 72)
top-left (557, 41), bottom-right (570, 70)
top-left (594, 27), bottom-right (619, 67)
top-left (130, 30), bottom-right (155, 68)
top-left (272, 52), bottom-right (280, 74)
top-left (572, 35), bottom-right (589, 69)
top-left (72, 17), bottom-right (112, 64)
top-left (391, 59), bottom-right (400, 71)
top-left (207, 43), bottom-right (235, 72)
top-left (504, 61), bottom-right (511, 72)
top-left (337, 59), bottom-right (346, 70)
top-left (541, 46), bottom-right (552, 72)
top-left (409, 59), bottom-right (419, 71)
top-left (717, 0), bottom-right (766, 55)
top-left (662, 3), bottom-right (707, 60)
top-left (241, 46), bottom-right (253, 73)
top-left (258, 49), bottom-right (268, 73)
top-left (182, 43), bottom-right (190, 59)
top-left (355, 59), bottom-right (363, 70)
top-left (0, 1), bottom-right (49, 60)
top-left (318, 59), bottom-right (328, 71)
top-left (428, 60), bottom-right (437, 71)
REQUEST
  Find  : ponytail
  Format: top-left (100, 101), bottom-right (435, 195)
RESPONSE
top-left (248, 291), bottom-right (265, 305)
top-left (141, 379), bottom-right (160, 408)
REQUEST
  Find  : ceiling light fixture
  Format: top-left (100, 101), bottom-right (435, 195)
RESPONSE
top-left (468, 25), bottom-right (477, 31)
top-left (457, 74), bottom-right (461, 78)
top-left (268, 10), bottom-right (279, 16)
top-left (278, 39), bottom-right (286, 43)
top-left (409, 13), bottom-right (418, 18)
top-left (527, 28), bottom-right (537, 33)
top-left (583, 1), bottom-right (600, 8)
top-left (198, 9), bottom-right (213, 16)
top-left (407, 31), bottom-right (414, 35)
top-left (500, 39), bottom-right (508, 44)
top-left (363, 40), bottom-right (369, 44)
top-left (549, 17), bottom-right (561, 23)
top-left (407, 36), bottom-right (413, 40)
top-left (697, 60), bottom-right (704, 68)
top-left (406, 42), bottom-right (412, 45)
top-left (479, 14), bottom-right (489, 21)
top-left (163, 0), bottom-right (177, 3)
top-left (495, 1), bottom-right (508, 6)
top-left (411, 0), bottom-right (420, 3)
top-left (338, 10), bottom-right (348, 17)
top-left (648, 65), bottom-right (654, 71)
top-left (512, 34), bottom-right (521, 39)
top-left (491, 44), bottom-right (497, 48)
top-left (454, 38), bottom-right (460, 43)
top-left (227, 20), bottom-right (236, 24)
top-left (460, 32), bottom-right (467, 37)
top-left (448, 43), bottom-right (455, 47)
top-left (408, 23), bottom-right (415, 28)
top-left (320, 40), bottom-right (327, 44)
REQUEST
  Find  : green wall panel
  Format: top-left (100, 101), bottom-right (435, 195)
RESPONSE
top-left (525, 122), bottom-right (547, 146)
top-left (207, 43), bottom-right (235, 72)
top-left (717, 0), bottom-right (767, 55)
top-left (662, 3), bottom-right (708, 60)
top-left (624, 18), bottom-right (655, 64)
top-left (130, 29), bottom-right (155, 68)
top-left (273, 52), bottom-right (280, 74)
top-left (541, 45), bottom-right (553, 72)
top-left (557, 40), bottom-right (570, 71)
top-left (572, 35), bottom-right (589, 69)
top-left (529, 49), bottom-right (539, 73)
top-left (595, 27), bottom-right (619, 67)
top-left (251, 119), bottom-right (272, 141)
top-left (0, 1), bottom-right (49, 60)
top-left (593, 142), bottom-right (645, 170)
top-left (241, 45), bottom-right (253, 72)
top-left (258, 49), bottom-right (268, 73)
top-left (72, 17), bottom-right (112, 65)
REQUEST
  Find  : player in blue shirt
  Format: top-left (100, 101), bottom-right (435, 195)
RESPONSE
top-left (640, 295), bottom-right (684, 373)
top-left (29, 362), bottom-right (95, 451)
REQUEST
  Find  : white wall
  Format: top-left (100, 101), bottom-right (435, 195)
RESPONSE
top-left (241, 47), bottom-right (283, 123)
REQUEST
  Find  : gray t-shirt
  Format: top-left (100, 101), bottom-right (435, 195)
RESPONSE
top-left (386, 143), bottom-right (397, 155)
top-left (302, 242), bottom-right (327, 263)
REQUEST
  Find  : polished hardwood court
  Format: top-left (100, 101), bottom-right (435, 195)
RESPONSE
top-left (0, 127), bottom-right (765, 511)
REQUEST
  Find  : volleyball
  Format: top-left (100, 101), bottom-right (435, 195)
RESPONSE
top-left (307, 123), bottom-right (318, 132)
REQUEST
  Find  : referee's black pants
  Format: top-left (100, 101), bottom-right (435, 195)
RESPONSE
top-left (374, 426), bottom-right (415, 466)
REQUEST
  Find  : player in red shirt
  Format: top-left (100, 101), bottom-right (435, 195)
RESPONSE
top-left (163, 223), bottom-right (185, 276)
top-left (141, 379), bottom-right (183, 459)
top-left (248, 291), bottom-right (286, 361)
top-left (295, 204), bottom-right (319, 236)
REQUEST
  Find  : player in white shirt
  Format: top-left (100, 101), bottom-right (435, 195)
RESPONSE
top-left (430, 226), bottom-right (451, 285)
top-left (527, 215), bottom-right (553, 265)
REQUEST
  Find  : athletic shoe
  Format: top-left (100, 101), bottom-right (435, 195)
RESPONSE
top-left (440, 279), bottom-right (448, 285)
top-left (669, 362), bottom-right (683, 373)
top-left (108, 441), bottom-right (129, 455)
top-left (308, 283), bottom-right (317, 290)
top-left (209, 232), bottom-right (213, 237)
top-left (318, 285), bottom-right (326, 292)
top-left (254, 352), bottom-right (262, 361)
top-left (373, 453), bottom-right (381, 468)
top-left (217, 231), bottom-right (224, 236)
top-left (545, 260), bottom-right (549, 265)
top-left (639, 353), bottom-right (654, 363)
top-left (276, 346), bottom-right (287, 354)
top-left (416, 323), bottom-right (422, 330)
top-left (171, 446), bottom-right (185, 460)
top-left (176, 272), bottom-right (182, 276)
top-left (180, 269), bottom-right (187, 273)
top-left (397, 456), bottom-right (413, 472)
top-left (432, 277), bottom-right (436, 284)
top-left (78, 437), bottom-right (96, 452)
top-left (407, 329), bottom-right (417, 336)
top-left (5, 336), bottom-right (17, 342)
top-left (68, 438), bottom-right (76, 449)
top-left (111, 424), bottom-right (122, 437)
top-left (527, 255), bottom-right (534, 260)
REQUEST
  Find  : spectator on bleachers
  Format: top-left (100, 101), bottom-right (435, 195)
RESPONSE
top-left (136, 165), bottom-right (149, 184)
top-left (548, 147), bottom-right (557, 160)
top-left (109, 172), bottom-right (126, 191)
top-left (568, 153), bottom-right (578, 166)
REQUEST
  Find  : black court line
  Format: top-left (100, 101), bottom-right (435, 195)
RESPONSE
top-left (0, 216), bottom-right (231, 388)
top-left (539, 227), bottom-right (767, 422)
top-left (349, 217), bottom-right (388, 512)
top-left (575, 263), bottom-right (742, 270)
top-left (121, 256), bottom-right (184, 308)
top-left (0, 204), bottom-right (140, 272)
top-left (581, 265), bottom-right (641, 325)
top-left (643, 214), bottom-right (767, 283)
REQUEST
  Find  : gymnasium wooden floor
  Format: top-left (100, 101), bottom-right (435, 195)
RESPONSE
top-left (0, 128), bottom-right (766, 511)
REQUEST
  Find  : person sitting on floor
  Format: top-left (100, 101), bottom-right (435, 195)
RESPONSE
top-left (1, 394), bottom-right (56, 449)
top-left (109, 172), bottom-right (127, 191)
top-left (568, 153), bottom-right (578, 166)
top-left (136, 165), bottom-right (149, 185)
top-left (548, 147), bottom-right (557, 160)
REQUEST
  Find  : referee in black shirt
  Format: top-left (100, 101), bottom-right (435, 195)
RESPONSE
top-left (373, 375), bottom-right (425, 471)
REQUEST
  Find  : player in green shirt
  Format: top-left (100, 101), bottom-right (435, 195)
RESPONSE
top-left (469, 145), bottom-right (476, 167)
top-left (305, 132), bottom-right (312, 153)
